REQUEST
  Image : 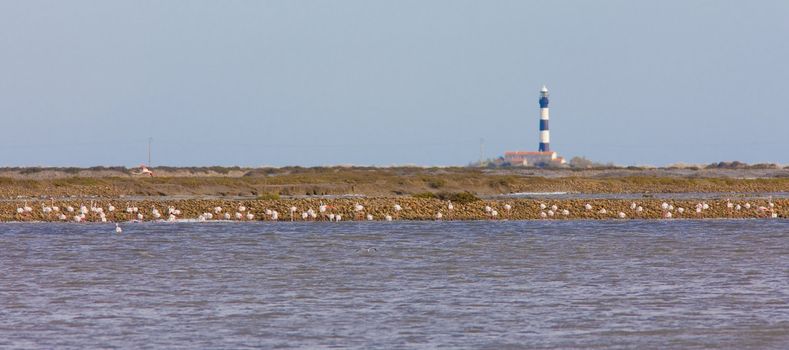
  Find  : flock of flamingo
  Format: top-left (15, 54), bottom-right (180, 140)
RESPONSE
top-left (11, 197), bottom-right (780, 232)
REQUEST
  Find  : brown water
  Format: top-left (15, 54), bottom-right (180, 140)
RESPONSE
top-left (1, 220), bottom-right (787, 349)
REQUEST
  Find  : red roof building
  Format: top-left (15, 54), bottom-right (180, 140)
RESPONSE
top-left (503, 151), bottom-right (565, 167)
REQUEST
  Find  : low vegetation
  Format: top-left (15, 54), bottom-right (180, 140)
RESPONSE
top-left (0, 164), bottom-right (786, 199)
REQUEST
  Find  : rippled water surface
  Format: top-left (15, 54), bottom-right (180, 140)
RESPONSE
top-left (1, 220), bottom-right (787, 349)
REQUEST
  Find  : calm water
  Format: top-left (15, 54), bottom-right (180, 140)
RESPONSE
top-left (1, 220), bottom-right (787, 349)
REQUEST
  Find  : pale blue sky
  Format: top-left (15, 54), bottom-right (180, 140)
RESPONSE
top-left (1, 0), bottom-right (787, 167)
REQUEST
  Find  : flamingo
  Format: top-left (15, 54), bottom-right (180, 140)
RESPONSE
top-left (366, 214), bottom-right (373, 221)
top-left (540, 211), bottom-right (547, 218)
top-left (598, 208), bottom-right (607, 215)
top-left (584, 203), bottom-right (593, 211)
top-left (547, 210), bottom-right (554, 217)
top-left (550, 205), bottom-right (558, 211)
top-left (236, 212), bottom-right (243, 220)
top-left (385, 215), bottom-right (393, 221)
top-left (504, 204), bottom-right (511, 211)
top-left (618, 212), bottom-right (626, 219)
top-left (354, 203), bottom-right (364, 220)
top-left (447, 201), bottom-right (454, 211)
top-left (223, 213), bottom-right (231, 220)
top-left (636, 206), bottom-right (643, 213)
top-left (435, 212), bottom-right (443, 220)
top-left (539, 203), bottom-right (547, 210)
top-left (561, 209), bottom-right (569, 216)
top-left (108, 204), bottom-right (115, 212)
top-left (246, 213), bottom-right (254, 220)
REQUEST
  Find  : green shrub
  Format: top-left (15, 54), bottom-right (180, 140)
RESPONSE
top-left (256, 193), bottom-right (280, 200)
top-left (412, 192), bottom-right (436, 199)
top-left (436, 191), bottom-right (480, 204)
top-left (423, 177), bottom-right (446, 189)
top-left (413, 191), bottom-right (480, 203)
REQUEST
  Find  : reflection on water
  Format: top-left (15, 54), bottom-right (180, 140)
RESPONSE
top-left (1, 220), bottom-right (787, 349)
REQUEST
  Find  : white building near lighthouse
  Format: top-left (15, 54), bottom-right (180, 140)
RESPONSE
top-left (501, 85), bottom-right (565, 167)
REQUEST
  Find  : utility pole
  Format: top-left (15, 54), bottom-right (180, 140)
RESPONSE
top-left (148, 137), bottom-right (153, 167)
top-left (479, 138), bottom-right (485, 166)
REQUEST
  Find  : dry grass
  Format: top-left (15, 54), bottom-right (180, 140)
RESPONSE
top-left (0, 167), bottom-right (786, 199)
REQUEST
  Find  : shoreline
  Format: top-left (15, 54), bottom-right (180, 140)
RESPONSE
top-left (2, 168), bottom-right (788, 199)
top-left (2, 198), bottom-right (784, 222)
top-left (0, 218), bottom-right (782, 225)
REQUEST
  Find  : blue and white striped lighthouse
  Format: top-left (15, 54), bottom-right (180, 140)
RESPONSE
top-left (501, 85), bottom-right (565, 166)
top-left (538, 85), bottom-right (550, 152)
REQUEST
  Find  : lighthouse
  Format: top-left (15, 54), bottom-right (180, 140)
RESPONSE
top-left (499, 84), bottom-right (565, 167)
top-left (538, 85), bottom-right (550, 152)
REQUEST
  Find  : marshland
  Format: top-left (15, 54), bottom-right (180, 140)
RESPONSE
top-left (1, 166), bottom-right (786, 221)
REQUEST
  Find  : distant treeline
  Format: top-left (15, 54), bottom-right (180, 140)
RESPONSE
top-left (703, 161), bottom-right (782, 170)
top-left (476, 156), bottom-right (787, 170)
top-left (0, 162), bottom-right (786, 176)
top-left (1, 166), bottom-right (130, 175)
